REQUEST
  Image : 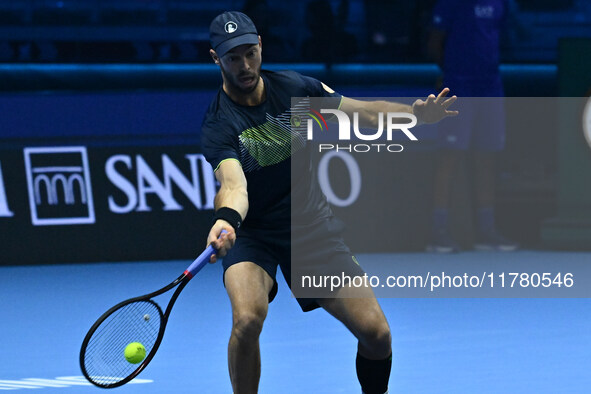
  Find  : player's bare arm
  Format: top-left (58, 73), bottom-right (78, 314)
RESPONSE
top-left (207, 159), bottom-right (248, 261)
top-left (338, 87), bottom-right (458, 128)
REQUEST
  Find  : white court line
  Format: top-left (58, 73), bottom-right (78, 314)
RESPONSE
top-left (0, 376), bottom-right (153, 390)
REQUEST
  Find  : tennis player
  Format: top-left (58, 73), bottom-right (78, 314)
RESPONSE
top-left (201, 11), bottom-right (457, 394)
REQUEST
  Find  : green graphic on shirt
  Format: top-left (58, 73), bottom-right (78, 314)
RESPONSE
top-left (235, 101), bottom-right (310, 172)
top-left (239, 122), bottom-right (290, 167)
top-left (239, 118), bottom-right (305, 168)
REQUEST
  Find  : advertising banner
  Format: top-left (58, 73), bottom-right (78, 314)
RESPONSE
top-left (0, 145), bottom-right (215, 265)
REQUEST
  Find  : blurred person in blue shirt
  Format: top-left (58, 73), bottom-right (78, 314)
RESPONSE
top-left (426, 0), bottom-right (518, 252)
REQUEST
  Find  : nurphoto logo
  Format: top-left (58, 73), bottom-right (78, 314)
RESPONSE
top-left (305, 109), bottom-right (418, 153)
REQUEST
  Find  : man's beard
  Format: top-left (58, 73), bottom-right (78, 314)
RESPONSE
top-left (221, 63), bottom-right (262, 95)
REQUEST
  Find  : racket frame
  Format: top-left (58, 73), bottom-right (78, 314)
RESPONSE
top-left (79, 237), bottom-right (219, 388)
top-left (80, 273), bottom-right (190, 388)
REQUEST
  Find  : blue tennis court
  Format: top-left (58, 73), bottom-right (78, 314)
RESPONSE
top-left (2, 0), bottom-right (591, 392)
top-left (1, 251), bottom-right (590, 393)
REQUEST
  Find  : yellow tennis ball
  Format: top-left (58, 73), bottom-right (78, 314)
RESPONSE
top-left (124, 342), bottom-right (146, 364)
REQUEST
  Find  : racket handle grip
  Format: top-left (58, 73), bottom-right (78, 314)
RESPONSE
top-left (184, 229), bottom-right (228, 278)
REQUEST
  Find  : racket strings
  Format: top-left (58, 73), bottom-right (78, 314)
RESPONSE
top-left (87, 307), bottom-right (158, 363)
top-left (83, 300), bottom-right (162, 386)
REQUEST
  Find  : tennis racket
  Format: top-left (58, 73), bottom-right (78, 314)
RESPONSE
top-left (79, 232), bottom-right (225, 388)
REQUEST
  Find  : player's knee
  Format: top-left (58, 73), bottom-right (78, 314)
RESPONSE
top-left (371, 323), bottom-right (392, 350)
top-left (232, 309), bottom-right (266, 341)
top-left (361, 320), bottom-right (392, 356)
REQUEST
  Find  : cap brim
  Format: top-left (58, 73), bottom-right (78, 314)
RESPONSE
top-left (215, 33), bottom-right (259, 58)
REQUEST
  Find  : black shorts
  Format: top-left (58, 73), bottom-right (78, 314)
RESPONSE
top-left (222, 217), bottom-right (365, 311)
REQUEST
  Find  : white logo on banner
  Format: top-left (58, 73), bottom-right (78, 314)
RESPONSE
top-left (23, 146), bottom-right (95, 226)
top-left (106, 154), bottom-right (216, 213)
top-left (0, 161), bottom-right (14, 217)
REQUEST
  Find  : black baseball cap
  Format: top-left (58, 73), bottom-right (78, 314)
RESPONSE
top-left (210, 11), bottom-right (259, 58)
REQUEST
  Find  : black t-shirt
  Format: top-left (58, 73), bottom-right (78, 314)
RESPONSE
top-left (201, 70), bottom-right (342, 230)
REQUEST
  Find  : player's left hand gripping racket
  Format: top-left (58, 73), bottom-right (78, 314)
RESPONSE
top-left (79, 233), bottom-right (225, 388)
